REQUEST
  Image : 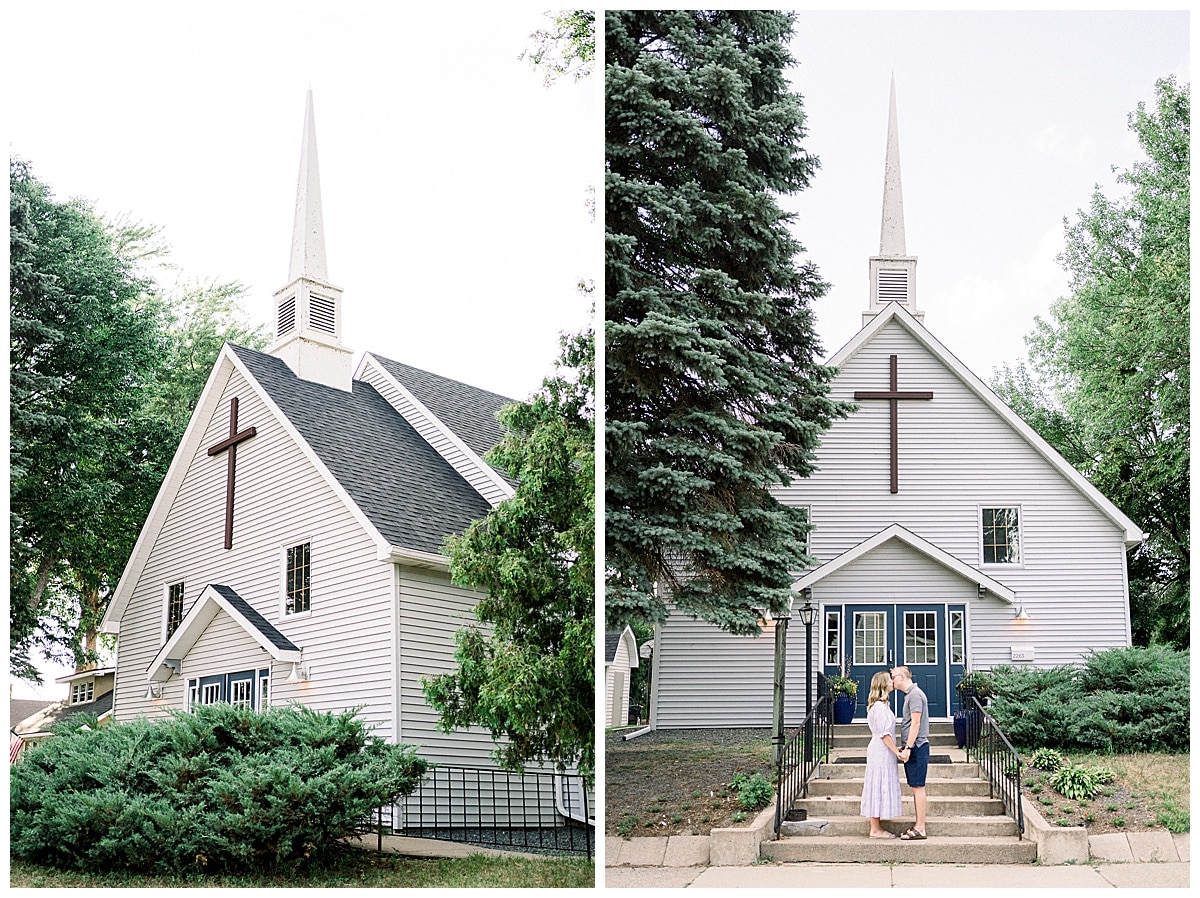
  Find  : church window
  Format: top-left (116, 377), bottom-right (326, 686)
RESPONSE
top-left (166, 582), bottom-right (185, 639)
top-left (70, 681), bottom-right (95, 705)
top-left (286, 542), bottom-right (311, 615)
top-left (853, 612), bottom-right (887, 665)
top-left (981, 507), bottom-right (1021, 564)
top-left (186, 669), bottom-right (269, 711)
top-left (949, 611), bottom-right (965, 665)
top-left (904, 611), bottom-right (937, 665)
top-left (824, 609), bottom-right (841, 666)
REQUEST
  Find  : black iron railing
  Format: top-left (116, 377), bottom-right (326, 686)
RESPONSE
top-left (964, 696), bottom-right (1025, 837)
top-left (773, 693), bottom-right (832, 837)
top-left (367, 766), bottom-right (593, 858)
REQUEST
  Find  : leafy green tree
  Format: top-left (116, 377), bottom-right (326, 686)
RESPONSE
top-left (10, 159), bottom-right (167, 679)
top-left (521, 10), bottom-right (595, 85)
top-left (605, 10), bottom-right (851, 636)
top-left (993, 77), bottom-right (1189, 648)
top-left (10, 160), bottom-right (268, 680)
top-left (424, 326), bottom-right (595, 784)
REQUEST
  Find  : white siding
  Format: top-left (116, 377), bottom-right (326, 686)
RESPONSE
top-left (654, 318), bottom-right (1132, 727)
top-left (395, 565), bottom-right (564, 825)
top-left (358, 359), bottom-right (509, 506)
top-left (112, 369), bottom-right (396, 739)
top-left (605, 638), bottom-right (632, 727)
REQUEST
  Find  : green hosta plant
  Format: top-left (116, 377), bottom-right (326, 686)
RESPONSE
top-left (1089, 766), bottom-right (1116, 785)
top-left (1050, 764), bottom-right (1101, 802)
top-left (1030, 748), bottom-right (1067, 772)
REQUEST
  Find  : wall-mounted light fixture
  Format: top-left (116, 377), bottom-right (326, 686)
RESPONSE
top-left (287, 661), bottom-right (310, 683)
top-left (145, 682), bottom-right (163, 700)
top-left (1014, 601), bottom-right (1029, 621)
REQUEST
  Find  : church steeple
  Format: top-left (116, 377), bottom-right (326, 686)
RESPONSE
top-left (864, 75), bottom-right (923, 326)
top-left (270, 90), bottom-right (353, 391)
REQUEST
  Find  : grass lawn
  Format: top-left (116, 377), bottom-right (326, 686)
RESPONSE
top-left (10, 849), bottom-right (595, 888)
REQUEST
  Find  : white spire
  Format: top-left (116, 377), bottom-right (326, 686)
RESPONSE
top-left (879, 73), bottom-right (906, 256)
top-left (288, 89), bottom-right (328, 283)
top-left (863, 75), bottom-right (922, 326)
top-left (270, 90), bottom-right (352, 391)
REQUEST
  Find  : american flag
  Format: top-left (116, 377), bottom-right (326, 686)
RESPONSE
top-left (9, 733), bottom-right (25, 764)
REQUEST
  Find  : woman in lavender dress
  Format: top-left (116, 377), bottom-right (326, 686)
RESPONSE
top-left (860, 671), bottom-right (903, 837)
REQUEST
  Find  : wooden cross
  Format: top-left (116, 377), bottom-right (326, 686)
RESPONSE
top-left (854, 355), bottom-right (933, 494)
top-left (207, 397), bottom-right (257, 549)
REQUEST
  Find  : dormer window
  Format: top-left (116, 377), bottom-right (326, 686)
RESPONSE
top-left (70, 681), bottom-right (95, 705)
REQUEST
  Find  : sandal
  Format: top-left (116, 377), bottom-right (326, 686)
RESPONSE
top-left (900, 828), bottom-right (927, 840)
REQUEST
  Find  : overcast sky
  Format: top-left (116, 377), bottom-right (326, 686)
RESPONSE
top-left (784, 9), bottom-right (1188, 378)
top-left (5, 7), bottom-right (1190, 699)
top-left (7, 2), bottom-right (598, 698)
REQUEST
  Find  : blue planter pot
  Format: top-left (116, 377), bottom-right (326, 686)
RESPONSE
top-left (833, 694), bottom-right (855, 724)
top-left (953, 709), bottom-right (982, 748)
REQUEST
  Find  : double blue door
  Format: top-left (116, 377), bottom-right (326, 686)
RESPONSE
top-left (826, 603), bottom-right (965, 719)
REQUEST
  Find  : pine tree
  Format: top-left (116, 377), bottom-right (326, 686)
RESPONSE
top-left (605, 10), bottom-right (851, 636)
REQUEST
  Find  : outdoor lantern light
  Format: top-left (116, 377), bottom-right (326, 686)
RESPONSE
top-left (798, 594), bottom-right (816, 628)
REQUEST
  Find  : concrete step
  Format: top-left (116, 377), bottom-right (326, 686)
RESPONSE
top-left (780, 814), bottom-right (1020, 839)
top-left (794, 794), bottom-right (1007, 817)
top-left (762, 834), bottom-right (1037, 864)
top-left (821, 761), bottom-right (980, 779)
top-left (831, 732), bottom-right (959, 749)
top-left (807, 777), bottom-right (994, 798)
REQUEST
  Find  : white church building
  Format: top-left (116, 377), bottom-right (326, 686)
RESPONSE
top-left (98, 94), bottom-right (590, 837)
top-left (646, 81), bottom-right (1144, 728)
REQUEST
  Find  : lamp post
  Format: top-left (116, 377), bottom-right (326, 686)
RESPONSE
top-left (797, 593), bottom-right (817, 762)
top-left (771, 607), bottom-right (791, 769)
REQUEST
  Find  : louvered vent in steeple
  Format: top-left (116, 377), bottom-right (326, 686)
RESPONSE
top-left (309, 293), bottom-right (337, 334)
top-left (278, 296), bottom-right (297, 337)
top-left (877, 269), bottom-right (909, 304)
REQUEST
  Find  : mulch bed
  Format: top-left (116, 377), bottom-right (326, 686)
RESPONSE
top-left (605, 728), bottom-right (775, 837)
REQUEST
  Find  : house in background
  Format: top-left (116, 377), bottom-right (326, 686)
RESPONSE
top-left (11, 668), bottom-right (116, 759)
top-left (647, 80), bottom-right (1143, 729)
top-left (95, 93), bottom-right (590, 839)
top-left (604, 627), bottom-right (639, 728)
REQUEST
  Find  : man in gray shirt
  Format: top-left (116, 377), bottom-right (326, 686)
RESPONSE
top-left (892, 666), bottom-right (929, 839)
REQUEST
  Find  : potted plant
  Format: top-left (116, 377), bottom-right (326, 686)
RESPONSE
top-left (953, 669), bottom-right (993, 748)
top-left (828, 675), bottom-right (858, 725)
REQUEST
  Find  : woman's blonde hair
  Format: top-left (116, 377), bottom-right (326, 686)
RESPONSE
top-left (867, 671), bottom-right (892, 709)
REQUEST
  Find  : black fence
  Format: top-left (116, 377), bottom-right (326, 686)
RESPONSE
top-left (773, 693), bottom-right (832, 837)
top-left (367, 766), bottom-right (594, 858)
top-left (963, 695), bottom-right (1025, 837)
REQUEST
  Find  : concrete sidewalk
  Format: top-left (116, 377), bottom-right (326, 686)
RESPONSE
top-left (604, 861), bottom-right (1190, 889)
top-left (604, 832), bottom-right (1190, 889)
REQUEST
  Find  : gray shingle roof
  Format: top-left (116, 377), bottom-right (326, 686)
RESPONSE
top-left (15, 690), bottom-right (115, 736)
top-left (231, 345), bottom-right (495, 555)
top-left (605, 631), bottom-right (622, 664)
top-left (209, 584), bottom-right (299, 653)
top-left (368, 354), bottom-right (512, 460)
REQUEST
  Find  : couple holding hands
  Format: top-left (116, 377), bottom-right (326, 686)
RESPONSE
top-left (860, 666), bottom-right (930, 841)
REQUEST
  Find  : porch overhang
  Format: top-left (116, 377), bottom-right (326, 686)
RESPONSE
top-left (790, 523), bottom-right (1016, 605)
top-left (145, 584), bottom-right (302, 683)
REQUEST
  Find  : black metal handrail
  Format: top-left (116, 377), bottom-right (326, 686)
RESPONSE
top-left (964, 695), bottom-right (1025, 837)
top-left (366, 766), bottom-right (594, 858)
top-left (773, 693), bottom-right (832, 837)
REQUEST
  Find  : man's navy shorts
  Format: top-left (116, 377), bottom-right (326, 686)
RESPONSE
top-left (904, 742), bottom-right (930, 787)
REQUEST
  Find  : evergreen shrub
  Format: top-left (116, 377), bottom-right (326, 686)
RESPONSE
top-left (10, 703), bottom-right (428, 874)
top-left (986, 647), bottom-right (1188, 753)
